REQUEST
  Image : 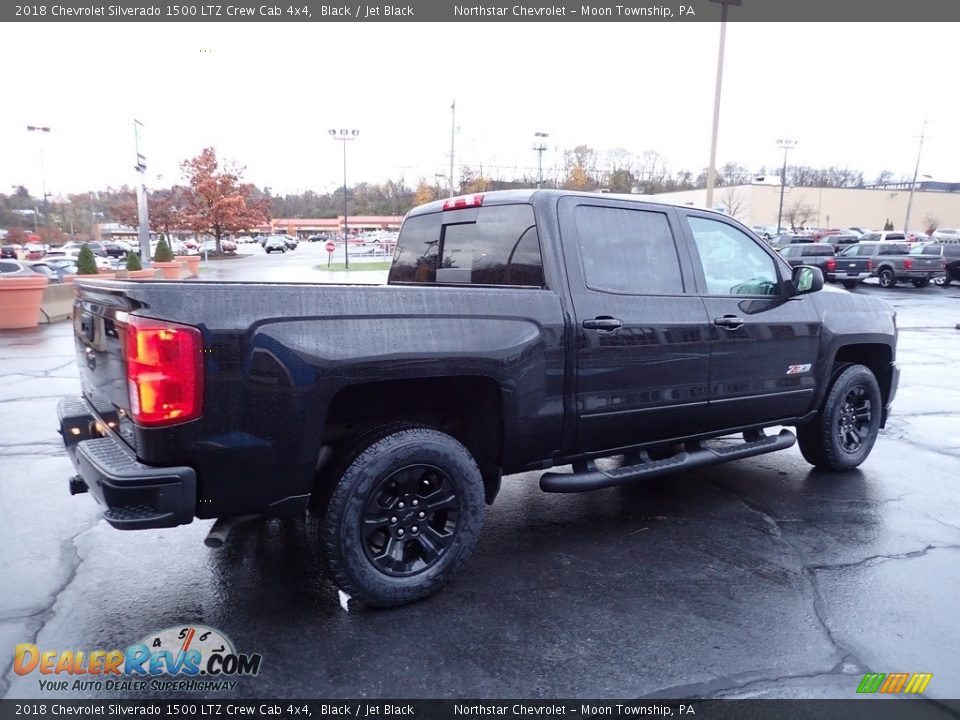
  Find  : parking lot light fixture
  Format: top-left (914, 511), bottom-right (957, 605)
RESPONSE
top-left (704, 0), bottom-right (741, 209)
top-left (26, 125), bottom-right (51, 223)
top-left (776, 138), bottom-right (797, 233)
top-left (330, 129), bottom-right (359, 270)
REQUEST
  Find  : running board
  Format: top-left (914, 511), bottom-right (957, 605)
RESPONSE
top-left (539, 429), bottom-right (797, 493)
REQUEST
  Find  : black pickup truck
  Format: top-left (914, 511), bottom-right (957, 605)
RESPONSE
top-left (59, 190), bottom-right (899, 607)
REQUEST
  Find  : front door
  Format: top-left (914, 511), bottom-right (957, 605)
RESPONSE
top-left (678, 211), bottom-right (822, 428)
top-left (558, 197), bottom-right (712, 453)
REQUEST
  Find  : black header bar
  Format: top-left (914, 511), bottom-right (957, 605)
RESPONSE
top-left (4, 0), bottom-right (960, 22)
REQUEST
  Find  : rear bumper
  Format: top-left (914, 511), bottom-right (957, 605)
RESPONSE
top-left (827, 271), bottom-right (870, 282)
top-left (58, 395), bottom-right (195, 530)
top-left (896, 270), bottom-right (944, 280)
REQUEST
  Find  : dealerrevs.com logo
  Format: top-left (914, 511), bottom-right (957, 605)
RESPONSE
top-left (14, 625), bottom-right (262, 693)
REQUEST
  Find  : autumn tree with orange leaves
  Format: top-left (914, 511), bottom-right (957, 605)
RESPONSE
top-left (179, 148), bottom-right (270, 253)
top-left (112, 187), bottom-right (188, 240)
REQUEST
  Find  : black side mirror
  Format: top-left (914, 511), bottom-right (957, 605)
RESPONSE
top-left (791, 265), bottom-right (824, 296)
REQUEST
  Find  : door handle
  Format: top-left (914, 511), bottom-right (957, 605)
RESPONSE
top-left (582, 317), bottom-right (623, 332)
top-left (713, 315), bottom-right (744, 330)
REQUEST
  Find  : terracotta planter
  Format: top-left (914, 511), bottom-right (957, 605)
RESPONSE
top-left (125, 269), bottom-right (157, 280)
top-left (0, 276), bottom-right (49, 330)
top-left (62, 275), bottom-right (75, 284)
top-left (152, 261), bottom-right (183, 280)
top-left (177, 255), bottom-right (201, 277)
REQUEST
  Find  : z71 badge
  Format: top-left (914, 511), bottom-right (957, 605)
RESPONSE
top-left (786, 364), bottom-right (812, 375)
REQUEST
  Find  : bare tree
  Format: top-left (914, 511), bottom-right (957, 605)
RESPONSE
top-left (874, 170), bottom-right (895, 186)
top-left (720, 187), bottom-right (748, 220)
top-left (922, 211), bottom-right (940, 236)
top-left (782, 201), bottom-right (817, 231)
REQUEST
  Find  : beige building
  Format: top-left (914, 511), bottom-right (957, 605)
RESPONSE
top-left (649, 183), bottom-right (960, 232)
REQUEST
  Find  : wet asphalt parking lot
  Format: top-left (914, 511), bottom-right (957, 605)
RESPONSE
top-left (1, 253), bottom-right (959, 701)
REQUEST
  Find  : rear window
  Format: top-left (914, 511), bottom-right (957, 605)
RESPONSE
top-left (389, 204), bottom-right (544, 287)
top-left (803, 245), bottom-right (834, 256)
top-left (879, 243), bottom-right (909, 255)
top-left (911, 245), bottom-right (942, 256)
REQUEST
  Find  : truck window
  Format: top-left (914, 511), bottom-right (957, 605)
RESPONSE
top-left (573, 205), bottom-right (683, 295)
top-left (389, 204), bottom-right (544, 287)
top-left (687, 216), bottom-right (779, 296)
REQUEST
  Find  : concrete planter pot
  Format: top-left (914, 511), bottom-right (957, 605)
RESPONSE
top-left (177, 255), bottom-right (201, 277)
top-left (152, 261), bottom-right (182, 280)
top-left (0, 276), bottom-right (50, 329)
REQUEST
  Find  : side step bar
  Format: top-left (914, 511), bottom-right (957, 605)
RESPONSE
top-left (539, 429), bottom-right (797, 493)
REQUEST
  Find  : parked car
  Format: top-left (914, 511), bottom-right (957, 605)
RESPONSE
top-left (821, 234), bottom-right (860, 253)
top-left (307, 234), bottom-right (330, 242)
top-left (0, 245), bottom-right (18, 259)
top-left (263, 236), bottom-right (288, 254)
top-left (770, 234), bottom-right (815, 250)
top-left (283, 235), bottom-right (299, 250)
top-left (28, 260), bottom-right (75, 283)
top-left (932, 229), bottom-right (960, 243)
top-left (778, 243), bottom-right (836, 277)
top-left (0, 259), bottom-right (59, 281)
top-left (846, 227), bottom-right (872, 237)
top-left (102, 242), bottom-right (129, 259)
top-left (835, 241), bottom-right (943, 288)
top-left (63, 241), bottom-right (107, 256)
top-left (61, 189), bottom-right (900, 608)
top-left (811, 228), bottom-right (842, 241)
top-left (915, 244), bottom-right (960, 287)
top-left (858, 232), bottom-right (907, 243)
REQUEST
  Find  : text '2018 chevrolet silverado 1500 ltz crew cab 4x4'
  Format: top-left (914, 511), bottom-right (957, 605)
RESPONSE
top-left (60, 190), bottom-right (899, 607)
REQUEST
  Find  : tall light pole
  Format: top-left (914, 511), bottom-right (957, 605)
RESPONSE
top-left (776, 139), bottom-right (797, 232)
top-left (704, 0), bottom-right (741, 209)
top-left (903, 119), bottom-right (929, 233)
top-left (26, 125), bottom-right (51, 226)
top-left (330, 128), bottom-right (359, 269)
top-left (133, 119), bottom-right (151, 263)
top-left (533, 131), bottom-right (549, 188)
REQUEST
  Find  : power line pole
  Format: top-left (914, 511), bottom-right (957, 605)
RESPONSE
top-left (533, 132), bottom-right (549, 188)
top-left (903, 119), bottom-right (929, 233)
top-left (449, 101), bottom-right (457, 197)
top-left (704, 0), bottom-right (741, 209)
top-left (776, 139), bottom-right (797, 233)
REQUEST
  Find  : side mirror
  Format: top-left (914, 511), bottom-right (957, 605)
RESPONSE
top-left (791, 265), bottom-right (824, 295)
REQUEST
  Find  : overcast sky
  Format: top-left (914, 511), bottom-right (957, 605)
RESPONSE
top-left (2, 22), bottom-right (956, 198)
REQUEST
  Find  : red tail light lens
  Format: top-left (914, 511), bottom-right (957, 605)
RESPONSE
top-left (867, 260), bottom-right (874, 271)
top-left (903, 258), bottom-right (913, 269)
top-left (124, 316), bottom-right (204, 427)
top-left (827, 259), bottom-right (836, 272)
top-left (442, 194), bottom-right (484, 211)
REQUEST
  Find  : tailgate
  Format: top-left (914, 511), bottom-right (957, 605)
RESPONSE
top-left (73, 282), bottom-right (139, 449)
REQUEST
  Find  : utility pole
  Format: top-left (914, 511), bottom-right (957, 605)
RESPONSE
top-left (449, 101), bottom-right (456, 197)
top-left (533, 132), bottom-right (549, 189)
top-left (704, 0), bottom-right (741, 209)
top-left (903, 119), bottom-right (929, 233)
top-left (776, 139), bottom-right (797, 233)
top-left (133, 119), bottom-right (151, 263)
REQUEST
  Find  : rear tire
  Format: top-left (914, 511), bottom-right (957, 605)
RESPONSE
top-left (314, 425), bottom-right (484, 607)
top-left (878, 268), bottom-right (896, 288)
top-left (911, 278), bottom-right (930, 288)
top-left (933, 275), bottom-right (950, 287)
top-left (842, 280), bottom-right (859, 289)
top-left (797, 364), bottom-right (882, 471)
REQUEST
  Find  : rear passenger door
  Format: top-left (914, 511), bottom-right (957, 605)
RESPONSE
top-left (558, 196), bottom-right (712, 453)
top-left (678, 211), bottom-right (822, 427)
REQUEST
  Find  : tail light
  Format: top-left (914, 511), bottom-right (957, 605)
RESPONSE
top-left (826, 259), bottom-right (836, 272)
top-left (867, 260), bottom-right (874, 271)
top-left (442, 194), bottom-right (484, 211)
top-left (903, 258), bottom-right (913, 270)
top-left (124, 315), bottom-right (204, 427)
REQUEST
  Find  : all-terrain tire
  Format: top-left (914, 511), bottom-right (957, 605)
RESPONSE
top-left (314, 425), bottom-right (484, 608)
top-left (796, 363), bottom-right (882, 471)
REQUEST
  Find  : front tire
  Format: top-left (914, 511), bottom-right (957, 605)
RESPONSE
top-left (878, 268), bottom-right (896, 288)
top-left (316, 426), bottom-right (485, 607)
top-left (797, 364), bottom-right (882, 471)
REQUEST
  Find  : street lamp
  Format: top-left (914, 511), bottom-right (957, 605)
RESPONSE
top-left (26, 125), bottom-right (51, 225)
top-left (329, 128), bottom-right (359, 269)
top-left (775, 138), bottom-right (797, 233)
top-left (704, 0), bottom-right (741, 209)
top-left (533, 132), bottom-right (549, 189)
